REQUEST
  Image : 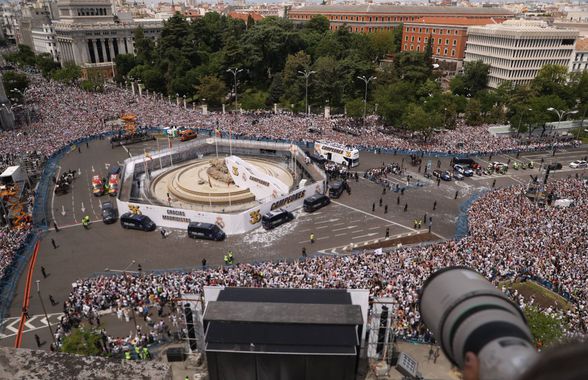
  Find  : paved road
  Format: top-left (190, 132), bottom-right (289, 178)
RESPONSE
top-left (1, 137), bottom-right (587, 350)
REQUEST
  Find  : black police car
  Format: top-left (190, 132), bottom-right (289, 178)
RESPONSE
top-left (101, 202), bottom-right (118, 224)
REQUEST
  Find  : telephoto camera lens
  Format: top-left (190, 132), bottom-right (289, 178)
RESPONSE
top-left (420, 267), bottom-right (537, 380)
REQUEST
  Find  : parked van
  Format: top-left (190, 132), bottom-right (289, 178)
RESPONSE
top-left (120, 213), bottom-right (156, 231)
top-left (187, 222), bottom-right (226, 241)
top-left (303, 194), bottom-right (330, 213)
top-left (261, 209), bottom-right (294, 230)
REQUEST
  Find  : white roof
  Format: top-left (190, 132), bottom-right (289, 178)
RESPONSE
top-left (0, 166), bottom-right (20, 178)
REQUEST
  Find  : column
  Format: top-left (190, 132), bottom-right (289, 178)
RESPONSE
top-left (92, 39), bottom-right (100, 64)
top-left (98, 39), bottom-right (106, 63)
top-left (105, 39), bottom-right (113, 62)
top-left (117, 38), bottom-right (125, 55)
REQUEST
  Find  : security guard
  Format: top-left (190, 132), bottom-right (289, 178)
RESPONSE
top-left (223, 254), bottom-right (229, 265)
top-left (82, 216), bottom-right (90, 229)
top-left (134, 345), bottom-right (141, 359)
top-left (310, 233), bottom-right (315, 244)
top-left (227, 251), bottom-right (234, 265)
top-left (124, 350), bottom-right (132, 360)
top-left (142, 347), bottom-right (150, 360)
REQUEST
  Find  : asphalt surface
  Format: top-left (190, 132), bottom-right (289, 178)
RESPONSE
top-left (1, 136), bottom-right (587, 350)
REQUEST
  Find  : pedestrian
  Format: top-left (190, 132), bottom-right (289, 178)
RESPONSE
top-left (227, 251), bottom-right (234, 264)
top-left (437, 159), bottom-right (441, 169)
top-left (35, 334), bottom-right (41, 348)
top-left (53, 222), bottom-right (59, 232)
top-left (401, 188), bottom-right (405, 195)
top-left (384, 204), bottom-right (388, 214)
top-left (372, 203), bottom-right (375, 212)
top-left (77, 146), bottom-right (81, 153)
top-left (428, 345), bottom-right (434, 361)
top-left (41, 266), bottom-right (47, 278)
top-left (310, 233), bottom-right (315, 244)
top-left (417, 220), bottom-right (422, 229)
top-left (455, 191), bottom-right (459, 200)
top-left (428, 219), bottom-right (432, 233)
top-left (379, 198), bottom-right (382, 207)
top-left (22, 307), bottom-right (29, 320)
top-left (302, 247), bottom-right (307, 257)
top-left (160, 229), bottom-right (166, 239)
top-left (433, 347), bottom-right (440, 364)
top-left (51, 238), bottom-right (57, 249)
top-left (423, 213), bottom-right (427, 224)
top-left (86, 142), bottom-right (89, 148)
top-left (201, 258), bottom-right (207, 269)
top-left (404, 203), bottom-right (408, 212)
top-left (382, 187), bottom-right (386, 195)
top-left (437, 178), bottom-right (441, 187)
top-left (492, 179), bottom-right (496, 188)
top-left (385, 227), bottom-right (389, 238)
top-left (49, 295), bottom-right (56, 306)
top-left (433, 201), bottom-right (437, 210)
top-left (397, 196), bottom-right (400, 205)
top-left (414, 219), bottom-right (418, 229)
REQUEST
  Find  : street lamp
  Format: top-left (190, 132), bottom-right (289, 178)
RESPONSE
top-left (357, 75), bottom-right (376, 127)
top-left (547, 107), bottom-right (578, 122)
top-left (183, 95), bottom-right (187, 109)
top-left (298, 69), bottom-right (316, 115)
top-left (517, 108), bottom-right (532, 137)
top-left (36, 280), bottom-right (56, 347)
top-left (226, 67), bottom-right (243, 156)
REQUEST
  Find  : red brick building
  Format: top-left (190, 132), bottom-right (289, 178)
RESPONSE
top-left (287, 5), bottom-right (514, 33)
top-left (401, 17), bottom-right (504, 72)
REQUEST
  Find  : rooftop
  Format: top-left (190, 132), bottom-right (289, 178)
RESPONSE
top-left (406, 16), bottom-right (503, 26)
top-left (576, 38), bottom-right (588, 51)
top-left (290, 4), bottom-right (514, 16)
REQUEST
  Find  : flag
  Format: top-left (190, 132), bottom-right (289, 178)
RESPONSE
top-left (215, 127), bottom-right (221, 137)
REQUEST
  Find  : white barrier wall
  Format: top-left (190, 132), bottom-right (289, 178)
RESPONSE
top-left (225, 155), bottom-right (290, 200)
top-left (116, 180), bottom-right (325, 235)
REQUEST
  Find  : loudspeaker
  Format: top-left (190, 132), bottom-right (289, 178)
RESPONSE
top-left (167, 347), bottom-right (186, 362)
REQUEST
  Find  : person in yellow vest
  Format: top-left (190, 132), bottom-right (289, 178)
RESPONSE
top-left (142, 346), bottom-right (150, 360)
top-left (310, 233), bottom-right (315, 244)
top-left (228, 251), bottom-right (234, 265)
top-left (223, 254), bottom-right (229, 265)
top-left (124, 350), bottom-right (132, 360)
top-left (134, 345), bottom-right (141, 359)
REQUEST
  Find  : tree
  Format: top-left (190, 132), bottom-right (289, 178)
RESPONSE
top-left (345, 98), bottom-right (364, 118)
top-left (531, 64), bottom-right (569, 100)
top-left (240, 89), bottom-right (268, 110)
top-left (305, 15), bottom-right (330, 34)
top-left (35, 53), bottom-right (60, 78)
top-left (3, 71), bottom-right (29, 102)
top-left (51, 64), bottom-right (81, 84)
top-left (60, 328), bottom-right (105, 356)
top-left (133, 26), bottom-right (155, 65)
top-left (424, 34), bottom-right (433, 66)
top-left (3, 44), bottom-right (36, 67)
top-left (268, 72), bottom-right (285, 104)
top-left (114, 54), bottom-right (138, 82)
top-left (462, 60), bottom-right (490, 97)
top-left (465, 98), bottom-right (483, 126)
top-left (524, 307), bottom-right (563, 348)
top-left (403, 103), bottom-right (438, 141)
top-left (282, 51), bottom-right (311, 103)
top-left (395, 51), bottom-right (431, 84)
top-left (195, 75), bottom-right (227, 107)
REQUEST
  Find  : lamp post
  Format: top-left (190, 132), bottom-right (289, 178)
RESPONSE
top-left (357, 75), bottom-right (376, 127)
top-left (517, 108), bottom-right (532, 137)
top-left (36, 280), bottom-right (56, 346)
top-left (183, 95), bottom-right (186, 109)
top-left (226, 67), bottom-right (243, 156)
top-left (176, 93), bottom-right (180, 107)
top-left (547, 107), bottom-right (578, 138)
top-left (297, 69), bottom-right (316, 115)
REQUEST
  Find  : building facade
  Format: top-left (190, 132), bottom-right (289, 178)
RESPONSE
top-left (32, 24), bottom-right (59, 61)
top-left (53, 0), bottom-right (162, 75)
top-left (464, 20), bottom-right (578, 88)
top-left (401, 17), bottom-right (502, 73)
top-left (570, 38), bottom-right (588, 73)
top-left (1, 4), bottom-right (19, 44)
top-left (288, 5), bottom-right (514, 33)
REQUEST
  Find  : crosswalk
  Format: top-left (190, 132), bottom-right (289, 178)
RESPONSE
top-left (0, 313), bottom-right (63, 339)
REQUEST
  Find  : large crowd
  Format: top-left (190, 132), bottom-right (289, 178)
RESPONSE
top-left (0, 75), bottom-right (586, 347)
top-left (64, 178), bottom-right (588, 342)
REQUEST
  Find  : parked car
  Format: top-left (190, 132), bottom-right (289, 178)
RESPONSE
top-left (454, 164), bottom-right (474, 177)
top-left (452, 157), bottom-right (480, 170)
top-left (569, 160), bottom-right (587, 169)
top-left (101, 202), bottom-right (118, 224)
top-left (120, 213), bottom-right (156, 231)
top-left (453, 171), bottom-right (464, 180)
top-left (547, 162), bottom-right (563, 171)
top-left (441, 171), bottom-right (452, 181)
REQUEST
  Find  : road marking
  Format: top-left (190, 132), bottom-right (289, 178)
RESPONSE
top-left (122, 145), bottom-right (132, 157)
top-left (331, 222), bottom-right (346, 227)
top-left (51, 219), bottom-right (102, 230)
top-left (314, 218), bottom-right (340, 225)
top-left (91, 165), bottom-right (95, 173)
top-left (368, 226), bottom-right (382, 230)
top-left (352, 232), bottom-right (380, 240)
top-left (334, 233), bottom-right (347, 237)
top-left (332, 201), bottom-right (416, 232)
top-left (81, 202), bottom-right (86, 213)
top-left (61, 205), bottom-right (66, 216)
top-left (0, 313), bottom-right (64, 339)
top-left (77, 168), bottom-right (81, 176)
top-left (332, 225), bottom-right (357, 232)
top-left (316, 225), bottom-right (330, 230)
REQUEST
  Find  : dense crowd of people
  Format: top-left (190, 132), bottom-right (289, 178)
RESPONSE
top-left (0, 75), bottom-right (586, 350)
top-left (64, 178), bottom-right (588, 342)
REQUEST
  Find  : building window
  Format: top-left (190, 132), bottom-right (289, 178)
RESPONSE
top-left (436, 47), bottom-right (440, 54)
top-left (453, 39), bottom-right (457, 45)
top-left (418, 37), bottom-right (421, 42)
top-left (438, 38), bottom-right (441, 44)
top-left (455, 30), bottom-right (458, 35)
top-left (410, 44), bottom-right (414, 50)
top-left (424, 37), bottom-right (428, 43)
top-left (411, 36), bottom-right (415, 42)
top-left (405, 36), bottom-right (408, 41)
top-left (445, 39), bottom-right (449, 45)
top-left (451, 49), bottom-right (455, 56)
top-left (444, 48), bottom-right (448, 55)
top-left (404, 44), bottom-right (407, 50)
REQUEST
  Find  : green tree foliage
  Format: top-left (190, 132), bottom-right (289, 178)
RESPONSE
top-left (305, 15), bottom-right (330, 34)
top-left (465, 98), bottom-right (483, 126)
top-left (523, 307), bottom-right (563, 347)
top-left (51, 64), bottom-right (81, 84)
top-left (395, 52), bottom-right (432, 84)
top-left (531, 64), bottom-right (570, 101)
top-left (3, 45), bottom-right (36, 67)
top-left (345, 98), bottom-right (364, 118)
top-left (3, 71), bottom-right (29, 102)
top-left (268, 72), bottom-right (285, 104)
top-left (195, 75), bottom-right (227, 106)
top-left (451, 60), bottom-right (489, 97)
top-left (35, 53), bottom-right (60, 78)
top-left (61, 328), bottom-right (105, 356)
top-left (240, 89), bottom-right (268, 110)
top-left (114, 54), bottom-right (138, 82)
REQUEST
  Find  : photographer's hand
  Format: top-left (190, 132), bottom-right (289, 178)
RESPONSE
top-left (463, 352), bottom-right (480, 380)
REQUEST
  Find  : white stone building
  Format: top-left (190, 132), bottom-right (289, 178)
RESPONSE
top-left (32, 24), bottom-right (59, 61)
top-left (464, 20), bottom-right (579, 88)
top-left (53, 0), bottom-right (162, 75)
top-left (570, 38), bottom-right (588, 73)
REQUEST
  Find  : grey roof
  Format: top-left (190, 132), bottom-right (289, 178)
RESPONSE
top-left (204, 301), bottom-right (364, 325)
top-left (291, 4), bottom-right (514, 16)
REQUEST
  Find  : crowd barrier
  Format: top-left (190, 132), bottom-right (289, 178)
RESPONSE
top-left (454, 190), bottom-right (488, 241)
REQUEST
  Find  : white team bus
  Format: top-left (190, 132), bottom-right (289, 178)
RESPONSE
top-left (314, 141), bottom-right (360, 168)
